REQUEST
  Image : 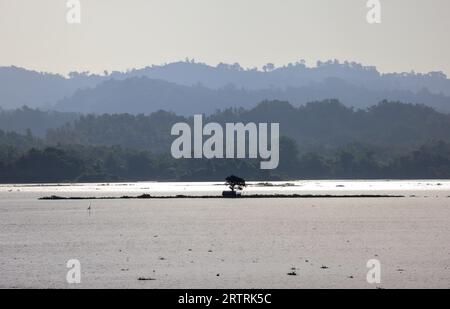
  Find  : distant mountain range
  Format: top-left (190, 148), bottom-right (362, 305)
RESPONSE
top-left (1, 61), bottom-right (450, 114)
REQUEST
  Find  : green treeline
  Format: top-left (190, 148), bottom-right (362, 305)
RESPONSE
top-left (1, 100), bottom-right (450, 182)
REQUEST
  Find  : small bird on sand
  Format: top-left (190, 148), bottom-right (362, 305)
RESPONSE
top-left (87, 203), bottom-right (92, 215)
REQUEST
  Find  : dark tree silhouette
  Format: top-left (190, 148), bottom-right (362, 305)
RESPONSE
top-left (225, 175), bottom-right (247, 192)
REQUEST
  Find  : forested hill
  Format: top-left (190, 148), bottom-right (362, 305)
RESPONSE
top-left (45, 100), bottom-right (450, 154)
top-left (0, 106), bottom-right (78, 137)
top-left (1, 100), bottom-right (450, 182)
top-left (2, 61), bottom-right (450, 113)
top-left (54, 76), bottom-right (450, 115)
top-left (2, 100), bottom-right (450, 154)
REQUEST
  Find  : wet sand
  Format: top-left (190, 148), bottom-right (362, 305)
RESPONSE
top-left (1, 191), bottom-right (449, 288)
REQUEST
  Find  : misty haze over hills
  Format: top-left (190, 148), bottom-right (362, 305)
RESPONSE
top-left (54, 75), bottom-right (450, 115)
top-left (1, 60), bottom-right (450, 114)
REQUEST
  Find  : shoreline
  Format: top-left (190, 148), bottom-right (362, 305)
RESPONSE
top-left (39, 193), bottom-right (405, 200)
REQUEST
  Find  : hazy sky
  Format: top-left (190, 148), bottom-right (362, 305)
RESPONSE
top-left (1, 0), bottom-right (450, 75)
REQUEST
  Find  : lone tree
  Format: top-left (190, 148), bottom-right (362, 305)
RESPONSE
top-left (225, 175), bottom-right (247, 192)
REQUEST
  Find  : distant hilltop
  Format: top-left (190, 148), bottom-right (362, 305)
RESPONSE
top-left (1, 60), bottom-right (450, 114)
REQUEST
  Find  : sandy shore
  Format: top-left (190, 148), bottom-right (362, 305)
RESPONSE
top-left (1, 191), bottom-right (449, 288)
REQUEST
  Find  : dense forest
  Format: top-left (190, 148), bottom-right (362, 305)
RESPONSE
top-left (1, 136), bottom-right (450, 183)
top-left (47, 99), bottom-right (450, 155)
top-left (1, 100), bottom-right (450, 182)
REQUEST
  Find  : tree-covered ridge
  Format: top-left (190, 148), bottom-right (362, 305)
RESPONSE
top-left (1, 100), bottom-right (450, 182)
top-left (2, 60), bottom-right (450, 111)
top-left (46, 100), bottom-right (450, 155)
top-left (0, 106), bottom-right (79, 137)
top-left (53, 76), bottom-right (450, 115)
